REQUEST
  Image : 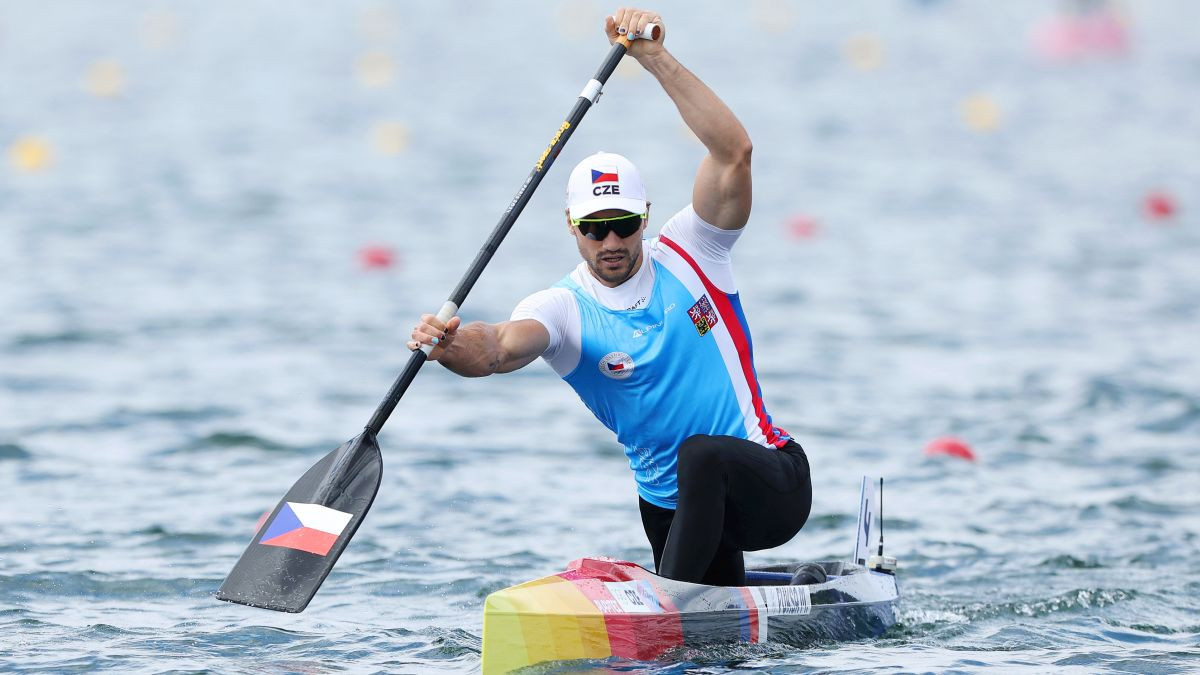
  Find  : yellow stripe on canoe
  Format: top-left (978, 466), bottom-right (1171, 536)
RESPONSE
top-left (482, 574), bottom-right (611, 674)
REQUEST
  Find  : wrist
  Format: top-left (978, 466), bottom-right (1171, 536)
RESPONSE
top-left (634, 49), bottom-right (676, 74)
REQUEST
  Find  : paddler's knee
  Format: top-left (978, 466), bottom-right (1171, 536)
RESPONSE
top-left (676, 434), bottom-right (724, 481)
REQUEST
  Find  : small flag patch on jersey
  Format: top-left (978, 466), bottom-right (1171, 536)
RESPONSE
top-left (688, 295), bottom-right (720, 336)
top-left (591, 168), bottom-right (619, 183)
top-left (599, 351), bottom-right (635, 380)
top-left (259, 502), bottom-right (353, 556)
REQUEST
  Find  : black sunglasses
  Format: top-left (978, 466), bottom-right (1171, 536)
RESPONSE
top-left (571, 212), bottom-right (646, 241)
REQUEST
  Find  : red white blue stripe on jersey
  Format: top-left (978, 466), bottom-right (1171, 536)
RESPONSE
top-left (591, 169), bottom-right (619, 183)
top-left (260, 502), bottom-right (353, 556)
top-left (659, 235), bottom-right (789, 448)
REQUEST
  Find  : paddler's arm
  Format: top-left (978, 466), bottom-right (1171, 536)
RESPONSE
top-left (610, 8), bottom-right (753, 231)
top-left (408, 315), bottom-right (549, 377)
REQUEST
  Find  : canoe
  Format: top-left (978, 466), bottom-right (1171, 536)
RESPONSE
top-left (481, 477), bottom-right (898, 673)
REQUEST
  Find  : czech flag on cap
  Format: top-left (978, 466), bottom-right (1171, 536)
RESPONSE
top-left (592, 168), bottom-right (619, 184)
top-left (259, 502), bottom-right (353, 556)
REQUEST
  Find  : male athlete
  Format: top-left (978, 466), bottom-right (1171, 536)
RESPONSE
top-left (408, 8), bottom-right (811, 586)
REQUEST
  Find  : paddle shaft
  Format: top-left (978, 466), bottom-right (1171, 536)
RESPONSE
top-left (364, 36), bottom-right (643, 436)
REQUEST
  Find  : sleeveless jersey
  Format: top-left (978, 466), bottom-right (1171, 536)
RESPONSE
top-left (553, 230), bottom-right (790, 508)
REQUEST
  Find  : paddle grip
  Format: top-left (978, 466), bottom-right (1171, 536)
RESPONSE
top-left (418, 301), bottom-right (460, 357)
top-left (615, 21), bottom-right (661, 48)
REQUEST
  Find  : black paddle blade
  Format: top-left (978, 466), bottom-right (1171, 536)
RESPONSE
top-left (216, 430), bottom-right (382, 612)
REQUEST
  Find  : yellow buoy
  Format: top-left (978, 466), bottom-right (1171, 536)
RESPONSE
top-left (84, 60), bottom-right (125, 98)
top-left (961, 94), bottom-right (1002, 132)
top-left (371, 121), bottom-right (409, 156)
top-left (355, 51), bottom-right (395, 89)
top-left (10, 136), bottom-right (54, 173)
top-left (844, 34), bottom-right (885, 71)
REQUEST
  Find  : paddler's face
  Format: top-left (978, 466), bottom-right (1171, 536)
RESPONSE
top-left (567, 208), bottom-right (647, 288)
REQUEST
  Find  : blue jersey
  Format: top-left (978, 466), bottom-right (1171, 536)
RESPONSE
top-left (553, 231), bottom-right (790, 508)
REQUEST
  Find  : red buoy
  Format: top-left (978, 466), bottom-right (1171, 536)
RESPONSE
top-left (359, 245), bottom-right (397, 269)
top-left (924, 436), bottom-right (977, 461)
top-left (786, 214), bottom-right (821, 240)
top-left (1143, 191), bottom-right (1177, 222)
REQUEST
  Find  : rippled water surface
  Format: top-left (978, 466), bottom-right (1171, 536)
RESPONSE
top-left (3, 1), bottom-right (1199, 673)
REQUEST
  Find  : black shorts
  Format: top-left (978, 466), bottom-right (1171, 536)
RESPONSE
top-left (638, 435), bottom-right (812, 586)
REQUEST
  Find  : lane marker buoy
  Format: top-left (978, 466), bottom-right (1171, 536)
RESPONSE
top-left (356, 52), bottom-right (396, 89)
top-left (1142, 191), bottom-right (1177, 222)
top-left (844, 34), bottom-right (885, 71)
top-left (961, 94), bottom-right (1002, 133)
top-left (371, 121), bottom-right (409, 156)
top-left (359, 245), bottom-right (397, 269)
top-left (786, 214), bottom-right (821, 240)
top-left (10, 136), bottom-right (54, 173)
top-left (84, 59), bottom-right (126, 98)
top-left (924, 436), bottom-right (977, 461)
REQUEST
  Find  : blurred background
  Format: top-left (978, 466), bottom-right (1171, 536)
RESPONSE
top-left (2, 1), bottom-right (1197, 672)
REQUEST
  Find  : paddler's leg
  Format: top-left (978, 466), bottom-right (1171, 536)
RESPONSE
top-left (658, 435), bottom-right (812, 586)
top-left (638, 497), bottom-right (674, 572)
top-left (641, 496), bottom-right (743, 584)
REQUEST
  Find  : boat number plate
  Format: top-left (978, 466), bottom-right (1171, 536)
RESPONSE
top-left (752, 585), bottom-right (812, 615)
top-left (602, 581), bottom-right (663, 614)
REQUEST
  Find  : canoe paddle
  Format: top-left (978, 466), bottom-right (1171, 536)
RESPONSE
top-left (216, 24), bottom-right (661, 613)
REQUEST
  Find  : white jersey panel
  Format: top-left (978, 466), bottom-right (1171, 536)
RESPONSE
top-left (509, 287), bottom-right (580, 377)
top-left (658, 205), bottom-right (743, 293)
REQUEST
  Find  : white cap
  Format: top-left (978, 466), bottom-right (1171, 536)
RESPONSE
top-left (566, 151), bottom-right (648, 219)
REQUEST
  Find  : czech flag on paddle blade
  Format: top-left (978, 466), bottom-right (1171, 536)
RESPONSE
top-left (592, 168), bottom-right (619, 184)
top-left (259, 502), bottom-right (353, 556)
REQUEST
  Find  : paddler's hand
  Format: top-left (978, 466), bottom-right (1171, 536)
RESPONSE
top-left (606, 8), bottom-right (665, 60)
top-left (408, 314), bottom-right (461, 360)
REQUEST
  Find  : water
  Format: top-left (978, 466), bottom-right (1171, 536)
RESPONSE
top-left (2, 1), bottom-right (1199, 672)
